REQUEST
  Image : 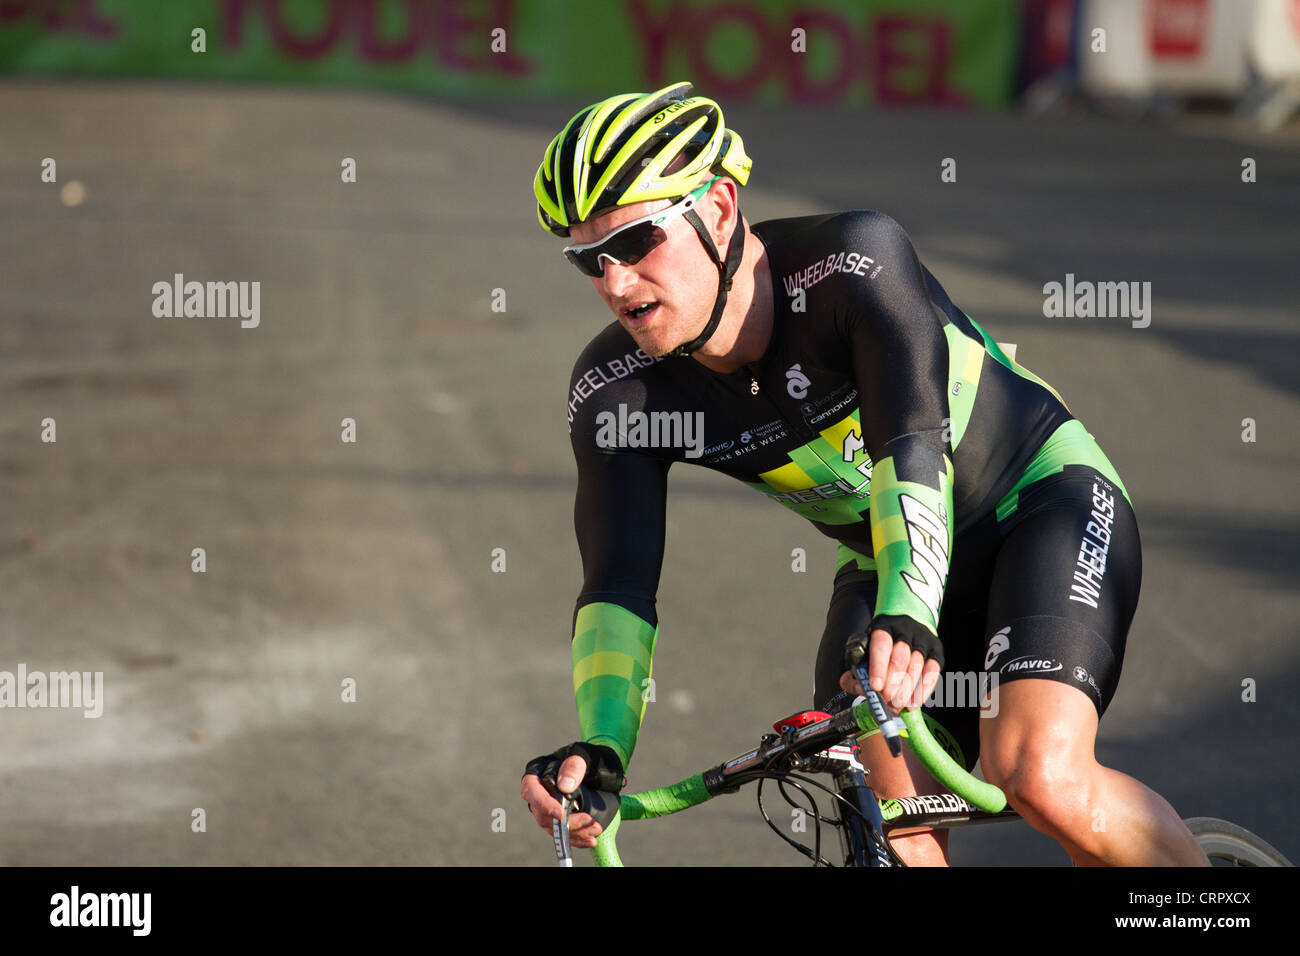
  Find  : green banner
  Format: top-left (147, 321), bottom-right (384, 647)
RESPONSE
top-left (0, 0), bottom-right (1019, 106)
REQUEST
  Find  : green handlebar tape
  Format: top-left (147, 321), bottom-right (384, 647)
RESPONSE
top-left (591, 774), bottom-right (713, 867)
top-left (619, 773), bottom-right (711, 820)
top-left (899, 708), bottom-right (1007, 812)
top-left (851, 698), bottom-right (1005, 812)
top-left (592, 811), bottom-right (623, 867)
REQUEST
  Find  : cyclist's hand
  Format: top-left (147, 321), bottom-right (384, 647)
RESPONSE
top-left (521, 742), bottom-right (624, 850)
top-left (839, 627), bottom-right (942, 712)
top-left (521, 755), bottom-right (606, 848)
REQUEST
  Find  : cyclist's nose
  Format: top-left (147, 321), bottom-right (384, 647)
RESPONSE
top-left (601, 260), bottom-right (639, 299)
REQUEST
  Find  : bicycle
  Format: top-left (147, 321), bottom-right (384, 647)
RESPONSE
top-left (546, 688), bottom-right (1293, 867)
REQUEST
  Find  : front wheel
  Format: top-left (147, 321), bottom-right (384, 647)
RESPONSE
top-left (1184, 817), bottom-right (1294, 867)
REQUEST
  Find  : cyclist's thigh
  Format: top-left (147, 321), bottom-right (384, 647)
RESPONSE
top-left (983, 464), bottom-right (1141, 721)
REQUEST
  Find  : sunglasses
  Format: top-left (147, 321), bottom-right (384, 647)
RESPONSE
top-left (563, 177), bottom-right (718, 278)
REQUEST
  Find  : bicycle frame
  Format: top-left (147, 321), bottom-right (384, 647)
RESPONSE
top-left (808, 746), bottom-right (1022, 866)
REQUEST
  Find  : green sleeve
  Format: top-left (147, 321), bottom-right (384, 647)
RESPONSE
top-left (868, 452), bottom-right (955, 636)
top-left (571, 601), bottom-right (659, 770)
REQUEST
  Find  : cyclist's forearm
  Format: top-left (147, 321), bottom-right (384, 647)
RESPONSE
top-left (572, 600), bottom-right (659, 770)
top-left (867, 449), bottom-right (955, 635)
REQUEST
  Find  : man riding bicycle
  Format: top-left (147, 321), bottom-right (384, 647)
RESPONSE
top-left (520, 81), bottom-right (1209, 866)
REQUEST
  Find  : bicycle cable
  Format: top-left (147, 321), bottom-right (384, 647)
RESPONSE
top-left (756, 772), bottom-right (833, 865)
top-left (756, 767), bottom-right (907, 866)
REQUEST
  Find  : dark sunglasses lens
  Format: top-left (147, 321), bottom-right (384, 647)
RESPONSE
top-left (564, 248), bottom-right (601, 277)
top-left (567, 223), bottom-right (668, 277)
top-left (608, 223), bottom-right (668, 265)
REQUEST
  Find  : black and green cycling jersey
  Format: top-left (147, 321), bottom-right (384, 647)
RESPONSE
top-left (565, 210), bottom-right (1130, 770)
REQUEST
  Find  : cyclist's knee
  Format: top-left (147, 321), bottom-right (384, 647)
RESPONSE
top-left (988, 749), bottom-right (1095, 831)
top-left (981, 725), bottom-right (1098, 834)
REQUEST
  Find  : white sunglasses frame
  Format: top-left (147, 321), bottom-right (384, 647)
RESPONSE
top-left (562, 178), bottom-right (718, 275)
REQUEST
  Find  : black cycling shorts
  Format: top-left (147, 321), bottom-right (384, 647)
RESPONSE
top-left (814, 464), bottom-right (1141, 773)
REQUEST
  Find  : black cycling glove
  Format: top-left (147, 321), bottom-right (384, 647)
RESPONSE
top-left (847, 616), bottom-right (945, 674)
top-left (523, 742), bottom-right (624, 828)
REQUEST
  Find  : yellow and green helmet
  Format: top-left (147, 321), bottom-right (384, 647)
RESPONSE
top-left (534, 81), bottom-right (752, 237)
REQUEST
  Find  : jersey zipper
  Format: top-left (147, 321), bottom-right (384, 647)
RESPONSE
top-left (744, 362), bottom-right (817, 443)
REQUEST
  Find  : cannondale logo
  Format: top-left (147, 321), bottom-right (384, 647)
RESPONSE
top-left (984, 626), bottom-right (1011, 671)
top-left (786, 363), bottom-right (811, 399)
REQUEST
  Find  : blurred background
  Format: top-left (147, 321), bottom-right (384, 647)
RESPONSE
top-left (1, 0), bottom-right (1297, 866)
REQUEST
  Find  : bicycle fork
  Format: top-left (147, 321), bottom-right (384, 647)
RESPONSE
top-left (833, 765), bottom-right (895, 867)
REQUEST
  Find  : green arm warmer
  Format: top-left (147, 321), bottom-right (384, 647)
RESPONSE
top-left (868, 451), bottom-right (956, 636)
top-left (571, 601), bottom-right (659, 770)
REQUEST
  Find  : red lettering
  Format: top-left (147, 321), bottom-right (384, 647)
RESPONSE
top-left (71, 0), bottom-right (116, 37)
top-left (1148, 0), bottom-right (1207, 57)
top-left (872, 16), bottom-right (966, 107)
top-left (785, 8), bottom-right (854, 104)
top-left (221, 0), bottom-right (254, 51)
top-left (1, 0), bottom-right (123, 36)
top-left (38, 0), bottom-right (68, 30)
top-left (435, 0), bottom-right (478, 70)
top-left (0, 1), bottom-right (29, 26)
top-left (358, 0), bottom-right (419, 62)
top-left (688, 3), bottom-right (773, 98)
top-left (1044, 0), bottom-right (1074, 66)
top-left (263, 0), bottom-right (348, 60)
top-left (626, 0), bottom-right (684, 89)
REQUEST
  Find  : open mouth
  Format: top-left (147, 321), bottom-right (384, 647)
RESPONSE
top-left (623, 302), bottom-right (659, 322)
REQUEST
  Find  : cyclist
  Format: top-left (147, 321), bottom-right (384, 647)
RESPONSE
top-left (520, 81), bottom-right (1209, 866)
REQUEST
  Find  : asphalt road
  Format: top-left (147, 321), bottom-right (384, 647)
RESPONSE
top-left (1, 80), bottom-right (1297, 866)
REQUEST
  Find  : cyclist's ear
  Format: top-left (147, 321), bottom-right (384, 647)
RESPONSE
top-left (710, 179), bottom-right (741, 245)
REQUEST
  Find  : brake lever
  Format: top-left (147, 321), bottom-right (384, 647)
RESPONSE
top-left (857, 671), bottom-right (905, 758)
top-left (542, 776), bottom-right (620, 866)
top-left (844, 639), bottom-right (905, 758)
top-left (552, 793), bottom-right (575, 867)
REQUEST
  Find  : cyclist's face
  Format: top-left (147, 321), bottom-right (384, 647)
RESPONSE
top-left (569, 191), bottom-right (724, 357)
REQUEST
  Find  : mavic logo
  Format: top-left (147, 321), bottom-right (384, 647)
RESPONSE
top-left (1001, 657), bottom-right (1062, 674)
top-left (786, 364), bottom-right (811, 399)
top-left (985, 627), bottom-right (1010, 671)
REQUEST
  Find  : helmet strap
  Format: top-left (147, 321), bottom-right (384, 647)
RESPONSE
top-left (670, 208), bottom-right (747, 358)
